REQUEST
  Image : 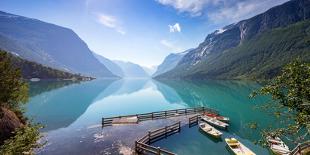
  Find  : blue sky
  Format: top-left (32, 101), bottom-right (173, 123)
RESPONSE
top-left (0, 0), bottom-right (288, 67)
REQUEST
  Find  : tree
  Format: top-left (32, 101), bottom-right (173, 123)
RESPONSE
top-left (0, 50), bottom-right (42, 154)
top-left (251, 59), bottom-right (310, 145)
top-left (0, 50), bottom-right (28, 111)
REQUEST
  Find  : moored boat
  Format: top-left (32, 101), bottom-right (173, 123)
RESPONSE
top-left (266, 136), bottom-right (291, 155)
top-left (204, 112), bottom-right (230, 123)
top-left (199, 122), bottom-right (222, 138)
top-left (225, 138), bottom-right (256, 155)
top-left (201, 115), bottom-right (229, 129)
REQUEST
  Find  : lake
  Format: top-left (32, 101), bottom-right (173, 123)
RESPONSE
top-left (25, 79), bottom-right (278, 155)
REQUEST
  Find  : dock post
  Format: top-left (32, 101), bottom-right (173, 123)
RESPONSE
top-left (135, 141), bottom-right (137, 152)
top-left (157, 147), bottom-right (161, 155)
top-left (165, 126), bottom-right (167, 138)
top-left (178, 121), bottom-right (181, 132)
top-left (148, 131), bottom-right (151, 144)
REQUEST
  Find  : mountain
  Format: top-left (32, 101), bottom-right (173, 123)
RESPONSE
top-left (1, 50), bottom-right (92, 80)
top-left (156, 0), bottom-right (310, 79)
top-left (0, 11), bottom-right (116, 78)
top-left (114, 60), bottom-right (149, 78)
top-left (153, 49), bottom-right (191, 77)
top-left (92, 52), bottom-right (124, 77)
top-left (143, 66), bottom-right (157, 76)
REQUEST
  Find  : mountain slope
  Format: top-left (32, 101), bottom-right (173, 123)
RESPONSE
top-left (157, 0), bottom-right (310, 79)
top-left (114, 61), bottom-right (149, 78)
top-left (0, 11), bottom-right (116, 78)
top-left (92, 52), bottom-right (124, 77)
top-left (153, 49), bottom-right (191, 77)
top-left (1, 50), bottom-right (91, 80)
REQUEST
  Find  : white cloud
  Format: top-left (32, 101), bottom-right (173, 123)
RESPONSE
top-left (156, 0), bottom-right (289, 23)
top-left (160, 39), bottom-right (182, 52)
top-left (208, 0), bottom-right (289, 23)
top-left (96, 13), bottom-right (126, 35)
top-left (169, 23), bottom-right (181, 33)
top-left (156, 0), bottom-right (219, 16)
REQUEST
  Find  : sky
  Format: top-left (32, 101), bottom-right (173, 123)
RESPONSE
top-left (0, 0), bottom-right (289, 67)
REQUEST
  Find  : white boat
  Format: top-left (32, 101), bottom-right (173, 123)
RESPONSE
top-left (204, 112), bottom-right (230, 123)
top-left (201, 115), bottom-right (229, 129)
top-left (225, 138), bottom-right (256, 155)
top-left (266, 136), bottom-right (291, 155)
top-left (199, 122), bottom-right (222, 138)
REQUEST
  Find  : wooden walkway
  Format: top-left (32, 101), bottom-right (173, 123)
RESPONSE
top-left (135, 115), bottom-right (200, 155)
top-left (102, 107), bottom-right (217, 127)
top-left (135, 122), bottom-right (181, 155)
top-left (290, 141), bottom-right (310, 155)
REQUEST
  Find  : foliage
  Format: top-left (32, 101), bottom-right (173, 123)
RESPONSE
top-left (0, 50), bottom-right (43, 154)
top-left (251, 59), bottom-right (310, 145)
top-left (158, 19), bottom-right (310, 80)
top-left (0, 51), bottom-right (28, 110)
top-left (0, 124), bottom-right (43, 155)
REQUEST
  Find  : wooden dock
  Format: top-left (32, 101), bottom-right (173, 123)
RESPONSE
top-left (135, 115), bottom-right (201, 155)
top-left (135, 122), bottom-right (180, 155)
top-left (290, 141), bottom-right (310, 155)
top-left (102, 107), bottom-right (217, 127)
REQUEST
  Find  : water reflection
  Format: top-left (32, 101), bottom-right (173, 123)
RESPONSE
top-left (155, 80), bottom-right (275, 140)
top-left (26, 79), bottom-right (278, 154)
top-left (26, 79), bottom-right (118, 131)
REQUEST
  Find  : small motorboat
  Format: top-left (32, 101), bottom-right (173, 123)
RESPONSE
top-left (266, 136), bottom-right (291, 155)
top-left (225, 138), bottom-right (256, 155)
top-left (201, 115), bottom-right (229, 129)
top-left (199, 122), bottom-right (222, 138)
top-left (204, 112), bottom-right (230, 123)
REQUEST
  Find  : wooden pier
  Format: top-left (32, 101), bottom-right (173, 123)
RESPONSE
top-left (102, 107), bottom-right (217, 127)
top-left (135, 115), bottom-right (201, 155)
top-left (290, 141), bottom-right (310, 155)
top-left (135, 122), bottom-right (181, 155)
top-left (188, 114), bottom-right (200, 128)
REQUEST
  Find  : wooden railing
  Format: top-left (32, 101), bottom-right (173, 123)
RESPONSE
top-left (188, 114), bottom-right (200, 128)
top-left (290, 141), bottom-right (310, 155)
top-left (102, 107), bottom-right (217, 127)
top-left (135, 122), bottom-right (181, 155)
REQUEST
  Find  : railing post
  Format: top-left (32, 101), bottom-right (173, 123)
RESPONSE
top-left (135, 141), bottom-right (137, 152)
top-left (165, 111), bottom-right (167, 118)
top-left (185, 109), bottom-right (187, 115)
top-left (152, 113), bottom-right (154, 119)
top-left (157, 147), bottom-right (161, 155)
top-left (165, 126), bottom-right (167, 138)
top-left (178, 121), bottom-right (181, 132)
top-left (148, 131), bottom-right (151, 144)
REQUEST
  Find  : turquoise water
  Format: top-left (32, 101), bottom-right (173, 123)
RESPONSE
top-left (25, 79), bottom-right (279, 155)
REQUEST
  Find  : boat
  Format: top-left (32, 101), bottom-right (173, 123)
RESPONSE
top-left (201, 115), bottom-right (229, 129)
top-left (225, 138), bottom-right (256, 155)
top-left (204, 112), bottom-right (230, 123)
top-left (266, 136), bottom-right (291, 155)
top-left (199, 122), bottom-right (222, 138)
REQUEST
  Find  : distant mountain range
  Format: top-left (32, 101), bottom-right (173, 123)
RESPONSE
top-left (153, 49), bottom-right (191, 77)
top-left (0, 11), bottom-right (116, 78)
top-left (114, 60), bottom-right (149, 78)
top-left (1, 50), bottom-right (91, 80)
top-left (92, 52), bottom-right (124, 77)
top-left (93, 52), bottom-right (150, 78)
top-left (155, 0), bottom-right (310, 80)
